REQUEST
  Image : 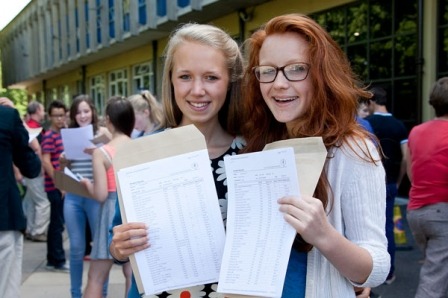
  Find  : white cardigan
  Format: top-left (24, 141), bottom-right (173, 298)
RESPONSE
top-left (305, 138), bottom-right (390, 298)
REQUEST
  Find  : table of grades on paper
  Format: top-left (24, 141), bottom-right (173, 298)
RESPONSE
top-left (218, 147), bottom-right (299, 298)
top-left (117, 149), bottom-right (226, 295)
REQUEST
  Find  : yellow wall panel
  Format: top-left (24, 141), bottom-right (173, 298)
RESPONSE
top-left (46, 70), bottom-right (81, 89)
top-left (87, 44), bottom-right (154, 77)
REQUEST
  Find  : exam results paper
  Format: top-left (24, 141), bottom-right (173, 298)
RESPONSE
top-left (60, 124), bottom-right (94, 160)
top-left (117, 148), bottom-right (226, 296)
top-left (218, 147), bottom-right (300, 298)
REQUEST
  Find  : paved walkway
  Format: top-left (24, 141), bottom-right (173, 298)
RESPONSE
top-left (21, 236), bottom-right (126, 298)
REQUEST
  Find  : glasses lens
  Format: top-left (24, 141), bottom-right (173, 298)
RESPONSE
top-left (284, 63), bottom-right (309, 81)
top-left (254, 66), bottom-right (276, 83)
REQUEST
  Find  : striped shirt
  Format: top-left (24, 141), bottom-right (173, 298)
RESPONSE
top-left (41, 129), bottom-right (64, 191)
top-left (70, 159), bottom-right (94, 181)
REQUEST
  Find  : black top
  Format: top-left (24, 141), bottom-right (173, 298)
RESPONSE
top-left (0, 106), bottom-right (41, 231)
top-left (366, 113), bottom-right (408, 184)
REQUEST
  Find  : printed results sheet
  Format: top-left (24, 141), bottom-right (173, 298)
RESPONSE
top-left (218, 147), bottom-right (300, 298)
top-left (60, 124), bottom-right (94, 160)
top-left (117, 149), bottom-right (226, 296)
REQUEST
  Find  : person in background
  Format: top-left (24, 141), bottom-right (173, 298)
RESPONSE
top-left (62, 95), bottom-right (111, 298)
top-left (0, 99), bottom-right (41, 297)
top-left (242, 14), bottom-right (389, 297)
top-left (357, 100), bottom-right (370, 119)
top-left (406, 77), bottom-right (448, 298)
top-left (356, 98), bottom-right (374, 134)
top-left (41, 100), bottom-right (69, 272)
top-left (81, 96), bottom-right (134, 298)
top-left (108, 23), bottom-right (245, 298)
top-left (128, 90), bottom-right (164, 138)
top-left (366, 86), bottom-right (408, 285)
top-left (22, 100), bottom-right (50, 242)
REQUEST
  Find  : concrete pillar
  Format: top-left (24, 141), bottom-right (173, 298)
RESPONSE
top-left (129, 0), bottom-right (138, 35)
top-left (30, 10), bottom-right (39, 76)
top-left (44, 2), bottom-right (52, 68)
top-left (147, 0), bottom-right (158, 28)
top-left (23, 20), bottom-right (32, 79)
top-left (88, 0), bottom-right (97, 50)
top-left (167, 0), bottom-right (178, 21)
top-left (68, 0), bottom-right (77, 58)
top-left (422, 0), bottom-right (437, 121)
top-left (114, 0), bottom-right (123, 41)
top-left (37, 4), bottom-right (46, 72)
top-left (51, 1), bottom-right (60, 66)
top-left (60, 0), bottom-right (68, 61)
top-left (77, 0), bottom-right (87, 54)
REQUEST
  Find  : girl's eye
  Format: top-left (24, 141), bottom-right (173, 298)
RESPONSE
top-left (179, 74), bottom-right (191, 80)
top-left (205, 75), bottom-right (218, 81)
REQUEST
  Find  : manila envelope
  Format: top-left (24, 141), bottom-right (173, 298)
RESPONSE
top-left (54, 170), bottom-right (94, 199)
top-left (113, 124), bottom-right (208, 295)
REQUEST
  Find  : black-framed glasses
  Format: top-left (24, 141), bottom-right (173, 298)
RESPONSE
top-left (50, 114), bottom-right (66, 118)
top-left (253, 63), bottom-right (310, 83)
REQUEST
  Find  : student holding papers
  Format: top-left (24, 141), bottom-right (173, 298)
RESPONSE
top-left (61, 95), bottom-right (112, 298)
top-left (80, 97), bottom-right (134, 297)
top-left (109, 23), bottom-right (245, 297)
top-left (241, 14), bottom-right (389, 297)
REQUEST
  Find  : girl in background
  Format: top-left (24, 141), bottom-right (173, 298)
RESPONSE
top-left (128, 90), bottom-right (164, 138)
top-left (63, 95), bottom-right (110, 298)
top-left (82, 96), bottom-right (134, 298)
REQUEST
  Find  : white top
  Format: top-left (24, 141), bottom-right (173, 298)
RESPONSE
top-left (305, 138), bottom-right (390, 298)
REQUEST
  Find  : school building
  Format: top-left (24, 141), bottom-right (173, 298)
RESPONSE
top-left (0, 0), bottom-right (446, 130)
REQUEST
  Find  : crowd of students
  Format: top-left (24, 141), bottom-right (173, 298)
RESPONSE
top-left (2, 12), bottom-right (447, 298)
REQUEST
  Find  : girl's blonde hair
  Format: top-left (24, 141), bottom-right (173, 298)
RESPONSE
top-left (161, 23), bottom-right (243, 134)
top-left (127, 90), bottom-right (164, 131)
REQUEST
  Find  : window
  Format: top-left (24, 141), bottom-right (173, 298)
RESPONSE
top-left (66, 12), bottom-right (70, 56)
top-left (90, 75), bottom-right (106, 114)
top-left (59, 85), bottom-right (70, 107)
top-left (75, 3), bottom-right (80, 53)
top-left (312, 0), bottom-right (419, 129)
top-left (109, 0), bottom-right (115, 39)
top-left (133, 62), bottom-right (154, 94)
top-left (85, 0), bottom-right (90, 49)
top-left (96, 0), bottom-right (102, 44)
top-left (138, 0), bottom-right (146, 25)
top-left (157, 0), bottom-right (166, 17)
top-left (109, 69), bottom-right (128, 97)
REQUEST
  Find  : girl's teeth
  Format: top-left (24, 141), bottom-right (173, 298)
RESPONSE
top-left (275, 97), bottom-right (295, 102)
top-left (191, 102), bottom-right (208, 108)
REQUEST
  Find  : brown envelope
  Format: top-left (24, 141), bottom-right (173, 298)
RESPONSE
top-left (53, 170), bottom-right (94, 199)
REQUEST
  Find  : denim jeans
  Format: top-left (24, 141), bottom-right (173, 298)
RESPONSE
top-left (46, 189), bottom-right (66, 267)
top-left (64, 192), bottom-right (101, 298)
top-left (385, 183), bottom-right (397, 278)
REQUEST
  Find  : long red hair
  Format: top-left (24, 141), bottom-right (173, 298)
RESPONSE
top-left (241, 14), bottom-right (375, 251)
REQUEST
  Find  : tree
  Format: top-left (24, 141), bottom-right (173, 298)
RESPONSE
top-left (0, 61), bottom-right (28, 116)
